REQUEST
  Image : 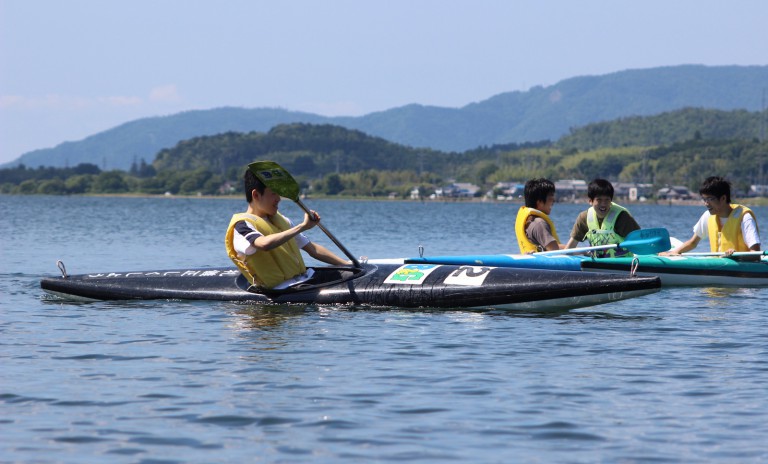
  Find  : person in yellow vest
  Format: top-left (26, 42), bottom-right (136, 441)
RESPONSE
top-left (564, 179), bottom-right (641, 257)
top-left (225, 167), bottom-right (350, 290)
top-left (663, 176), bottom-right (761, 258)
top-left (515, 178), bottom-right (566, 253)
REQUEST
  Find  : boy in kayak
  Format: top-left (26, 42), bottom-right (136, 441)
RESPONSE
top-left (564, 179), bottom-right (641, 257)
top-left (515, 178), bottom-right (566, 253)
top-left (663, 176), bottom-right (761, 257)
top-left (225, 166), bottom-right (349, 290)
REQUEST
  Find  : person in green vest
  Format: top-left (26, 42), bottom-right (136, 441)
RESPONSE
top-left (564, 179), bottom-right (641, 257)
top-left (225, 166), bottom-right (349, 290)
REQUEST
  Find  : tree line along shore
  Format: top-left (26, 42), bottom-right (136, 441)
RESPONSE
top-left (2, 111), bottom-right (767, 200)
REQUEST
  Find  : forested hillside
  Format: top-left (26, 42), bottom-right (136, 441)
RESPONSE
top-left (150, 108), bottom-right (768, 190)
top-left (341, 65), bottom-right (768, 151)
top-left (5, 108), bottom-right (326, 171)
top-left (559, 108), bottom-right (766, 150)
top-left (153, 124), bottom-right (449, 177)
top-left (6, 65), bottom-right (768, 170)
top-left (4, 111), bottom-right (766, 198)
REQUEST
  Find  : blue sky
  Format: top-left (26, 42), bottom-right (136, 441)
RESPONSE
top-left (1, 0), bottom-right (767, 164)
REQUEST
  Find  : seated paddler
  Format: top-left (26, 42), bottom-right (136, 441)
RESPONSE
top-left (663, 176), bottom-right (761, 259)
top-left (564, 178), bottom-right (641, 257)
top-left (225, 165), bottom-right (350, 290)
top-left (515, 178), bottom-right (566, 253)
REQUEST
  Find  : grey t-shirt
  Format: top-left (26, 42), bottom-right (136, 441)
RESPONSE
top-left (526, 217), bottom-right (558, 251)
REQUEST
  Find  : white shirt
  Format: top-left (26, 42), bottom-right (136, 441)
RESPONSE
top-left (692, 210), bottom-right (761, 248)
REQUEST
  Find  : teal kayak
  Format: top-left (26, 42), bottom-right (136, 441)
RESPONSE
top-left (403, 254), bottom-right (768, 287)
top-left (580, 255), bottom-right (768, 286)
top-left (403, 228), bottom-right (671, 272)
top-left (405, 254), bottom-right (583, 271)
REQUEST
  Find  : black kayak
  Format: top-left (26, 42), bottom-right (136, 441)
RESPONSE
top-left (40, 262), bottom-right (660, 311)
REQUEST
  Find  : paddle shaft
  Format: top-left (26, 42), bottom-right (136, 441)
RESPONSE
top-left (296, 198), bottom-right (361, 268)
top-left (681, 251), bottom-right (766, 257)
top-left (536, 243), bottom-right (619, 256)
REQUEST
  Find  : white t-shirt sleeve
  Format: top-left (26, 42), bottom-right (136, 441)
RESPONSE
top-left (233, 221), bottom-right (260, 256)
top-left (692, 211), bottom-right (710, 239)
top-left (294, 231), bottom-right (310, 249)
top-left (742, 214), bottom-right (761, 248)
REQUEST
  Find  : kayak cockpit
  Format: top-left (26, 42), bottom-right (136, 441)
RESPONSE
top-left (237, 265), bottom-right (368, 295)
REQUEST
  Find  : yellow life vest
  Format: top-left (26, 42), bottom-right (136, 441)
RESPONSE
top-left (585, 202), bottom-right (630, 257)
top-left (706, 204), bottom-right (758, 252)
top-left (515, 206), bottom-right (560, 254)
top-left (224, 212), bottom-right (307, 288)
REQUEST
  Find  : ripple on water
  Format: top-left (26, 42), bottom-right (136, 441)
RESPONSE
top-left (524, 421), bottom-right (606, 442)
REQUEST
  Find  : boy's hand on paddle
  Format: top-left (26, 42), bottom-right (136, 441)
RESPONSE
top-left (301, 210), bottom-right (321, 230)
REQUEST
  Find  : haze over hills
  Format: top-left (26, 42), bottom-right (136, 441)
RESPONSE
top-left (6, 64), bottom-right (768, 171)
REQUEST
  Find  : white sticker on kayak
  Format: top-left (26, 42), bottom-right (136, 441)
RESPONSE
top-left (385, 264), bottom-right (440, 285)
top-left (443, 266), bottom-right (492, 286)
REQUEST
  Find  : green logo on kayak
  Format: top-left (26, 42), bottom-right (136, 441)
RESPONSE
top-left (385, 264), bottom-right (439, 284)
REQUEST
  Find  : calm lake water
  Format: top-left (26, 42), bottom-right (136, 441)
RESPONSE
top-left (2, 194), bottom-right (768, 463)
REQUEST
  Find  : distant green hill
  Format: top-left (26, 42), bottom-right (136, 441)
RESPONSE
top-left (559, 108), bottom-right (767, 150)
top-left (153, 123), bottom-right (456, 178)
top-left (341, 65), bottom-right (768, 150)
top-left (8, 108), bottom-right (327, 171)
top-left (6, 64), bottom-right (768, 170)
top-left (107, 107), bottom-right (768, 183)
top-left (4, 121), bottom-right (766, 197)
top-left (151, 117), bottom-right (768, 190)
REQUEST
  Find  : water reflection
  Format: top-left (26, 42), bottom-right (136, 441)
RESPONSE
top-left (699, 286), bottom-right (765, 302)
top-left (231, 304), bottom-right (308, 330)
top-left (700, 287), bottom-right (744, 299)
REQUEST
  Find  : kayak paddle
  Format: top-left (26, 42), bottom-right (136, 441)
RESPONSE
top-left (248, 160), bottom-right (361, 268)
top-left (537, 228), bottom-right (671, 256)
top-left (668, 236), bottom-right (764, 258)
top-left (681, 251), bottom-right (767, 257)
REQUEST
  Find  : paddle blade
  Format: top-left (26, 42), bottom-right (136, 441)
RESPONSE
top-left (248, 160), bottom-right (300, 200)
top-left (537, 227), bottom-right (671, 256)
top-left (621, 228), bottom-right (671, 255)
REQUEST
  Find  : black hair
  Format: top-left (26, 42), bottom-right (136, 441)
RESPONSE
top-left (699, 176), bottom-right (731, 203)
top-left (524, 178), bottom-right (555, 208)
top-left (244, 169), bottom-right (266, 203)
top-left (587, 178), bottom-right (614, 200)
